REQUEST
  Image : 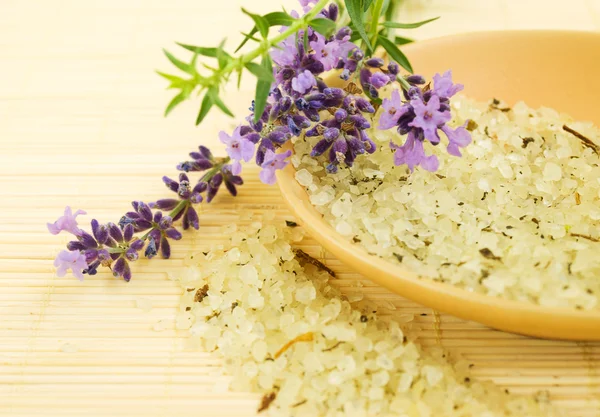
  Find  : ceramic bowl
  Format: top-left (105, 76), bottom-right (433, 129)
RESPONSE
top-left (277, 31), bottom-right (600, 341)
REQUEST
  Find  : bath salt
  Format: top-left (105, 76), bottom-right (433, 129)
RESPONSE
top-left (294, 95), bottom-right (600, 310)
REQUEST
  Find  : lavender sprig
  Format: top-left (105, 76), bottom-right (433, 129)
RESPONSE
top-left (49, 151), bottom-right (237, 282)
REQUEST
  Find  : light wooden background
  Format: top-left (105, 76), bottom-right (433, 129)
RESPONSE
top-left (1, 0), bottom-right (600, 416)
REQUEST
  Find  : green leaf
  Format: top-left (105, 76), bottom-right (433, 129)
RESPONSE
top-left (382, 17), bottom-right (439, 29)
top-left (245, 62), bottom-right (274, 82)
top-left (216, 40), bottom-right (229, 69)
top-left (253, 55), bottom-right (272, 123)
top-left (394, 36), bottom-right (413, 46)
top-left (164, 91), bottom-right (187, 116)
top-left (176, 43), bottom-right (219, 58)
top-left (345, 0), bottom-right (372, 51)
top-left (363, 0), bottom-right (373, 11)
top-left (207, 88), bottom-right (234, 117)
top-left (156, 71), bottom-right (186, 89)
top-left (196, 92), bottom-right (214, 125)
top-left (242, 8), bottom-right (269, 39)
top-left (309, 18), bottom-right (337, 37)
top-left (377, 36), bottom-right (413, 73)
top-left (163, 49), bottom-right (191, 73)
top-left (235, 11), bottom-right (295, 52)
top-left (240, 32), bottom-right (261, 43)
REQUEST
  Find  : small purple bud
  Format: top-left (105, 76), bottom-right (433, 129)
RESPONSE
top-left (308, 100), bottom-right (324, 109)
top-left (324, 127), bottom-right (340, 141)
top-left (229, 175), bottom-right (243, 185)
top-left (335, 26), bottom-right (352, 40)
top-left (360, 68), bottom-right (372, 85)
top-left (335, 109), bottom-right (348, 122)
top-left (133, 219), bottom-right (152, 232)
top-left (340, 69), bottom-right (351, 81)
top-left (344, 59), bottom-right (358, 72)
top-left (335, 58), bottom-right (345, 69)
top-left (98, 249), bottom-right (110, 262)
top-left (406, 74), bottom-right (426, 85)
top-left (323, 88), bottom-right (344, 99)
top-left (160, 236), bottom-right (171, 259)
top-left (292, 115), bottom-right (311, 129)
top-left (371, 72), bottom-right (390, 89)
top-left (123, 224), bottom-right (134, 242)
top-left (178, 173), bottom-right (190, 183)
top-left (225, 180), bottom-right (237, 196)
top-left (350, 114), bottom-right (371, 129)
top-left (84, 249), bottom-right (98, 263)
top-left (190, 192), bottom-right (203, 204)
top-left (113, 257), bottom-right (126, 277)
top-left (295, 98), bottom-right (308, 110)
top-left (94, 224), bottom-right (109, 245)
top-left (366, 58), bottom-right (384, 68)
top-left (125, 248), bottom-right (139, 262)
top-left (158, 215), bottom-right (172, 230)
top-left (239, 125), bottom-right (253, 136)
top-left (154, 199), bottom-right (178, 211)
top-left (122, 262), bottom-right (132, 282)
top-left (84, 260), bottom-right (100, 276)
top-left (198, 146), bottom-right (213, 160)
top-left (266, 127), bottom-right (290, 144)
top-left (332, 137), bottom-right (348, 155)
top-left (243, 132), bottom-right (259, 144)
top-left (153, 211), bottom-right (162, 223)
top-left (287, 118), bottom-right (301, 136)
top-left (352, 49), bottom-right (364, 60)
top-left (387, 62), bottom-right (399, 75)
top-left (356, 98), bottom-right (375, 113)
top-left (305, 93), bottom-right (326, 102)
top-left (280, 96), bottom-right (293, 113)
top-left (187, 206), bottom-right (199, 230)
top-left (193, 182), bottom-right (208, 194)
top-left (311, 139), bottom-right (332, 157)
top-left (162, 176), bottom-right (178, 192)
top-left (326, 163), bottom-right (338, 174)
top-left (368, 84), bottom-right (379, 98)
top-left (67, 241), bottom-right (86, 251)
top-left (210, 173), bottom-right (223, 188)
top-left (108, 223), bottom-right (123, 243)
top-left (130, 239), bottom-right (144, 251)
top-left (328, 3), bottom-right (339, 21)
top-left (165, 228), bottom-right (182, 240)
top-left (91, 219), bottom-right (99, 238)
top-left (144, 238), bottom-right (157, 259)
top-left (303, 108), bottom-right (320, 122)
top-left (79, 231), bottom-right (98, 249)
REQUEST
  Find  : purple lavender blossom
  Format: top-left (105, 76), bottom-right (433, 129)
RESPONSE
top-left (433, 70), bottom-right (464, 99)
top-left (390, 132), bottom-right (439, 172)
top-left (409, 95), bottom-right (451, 144)
top-left (377, 71), bottom-right (471, 172)
top-left (379, 90), bottom-right (407, 130)
top-left (442, 122), bottom-right (472, 156)
top-left (176, 145), bottom-right (214, 172)
top-left (370, 72), bottom-right (390, 89)
top-left (47, 206), bottom-right (86, 236)
top-left (291, 70), bottom-right (317, 94)
top-left (219, 126), bottom-right (255, 175)
top-left (259, 150), bottom-right (292, 184)
top-left (54, 250), bottom-right (89, 281)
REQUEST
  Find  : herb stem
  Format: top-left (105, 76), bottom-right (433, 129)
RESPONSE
top-left (369, 0), bottom-right (385, 46)
top-left (213, 0), bottom-right (330, 86)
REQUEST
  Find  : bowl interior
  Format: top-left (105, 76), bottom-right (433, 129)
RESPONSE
top-left (277, 31), bottom-right (600, 341)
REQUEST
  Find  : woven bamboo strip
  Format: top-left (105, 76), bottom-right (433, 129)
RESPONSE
top-left (1, 0), bottom-right (599, 416)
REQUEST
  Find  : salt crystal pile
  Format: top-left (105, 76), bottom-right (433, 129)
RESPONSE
top-left (294, 96), bottom-right (600, 310)
top-left (176, 222), bottom-right (560, 416)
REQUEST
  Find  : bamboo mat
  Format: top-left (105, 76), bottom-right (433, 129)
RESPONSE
top-left (1, 0), bottom-right (600, 416)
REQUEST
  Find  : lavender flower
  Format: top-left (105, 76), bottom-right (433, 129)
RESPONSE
top-left (54, 250), bottom-right (89, 281)
top-left (390, 132), bottom-right (439, 172)
top-left (259, 150), bottom-right (292, 184)
top-left (409, 95), bottom-right (451, 144)
top-left (47, 206), bottom-right (86, 236)
top-left (176, 145), bottom-right (214, 172)
top-left (219, 126), bottom-right (255, 175)
top-left (377, 71), bottom-right (471, 172)
top-left (292, 70), bottom-right (317, 94)
top-left (159, 173), bottom-right (204, 230)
